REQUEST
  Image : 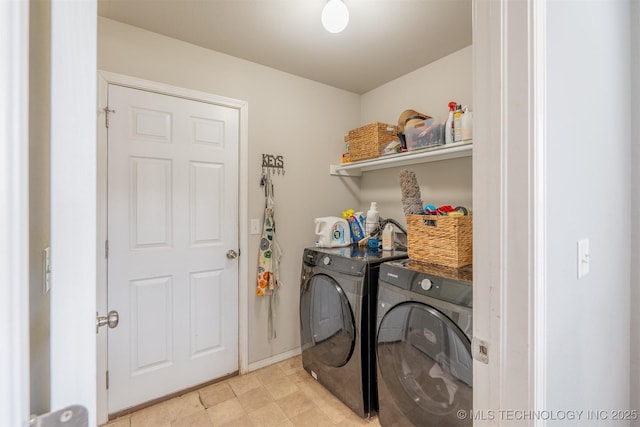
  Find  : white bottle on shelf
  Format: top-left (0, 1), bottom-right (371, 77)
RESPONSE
top-left (445, 101), bottom-right (456, 144)
top-left (461, 105), bottom-right (473, 141)
top-left (453, 104), bottom-right (463, 142)
top-left (365, 202), bottom-right (379, 235)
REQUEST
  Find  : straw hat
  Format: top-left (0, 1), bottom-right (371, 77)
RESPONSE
top-left (397, 109), bottom-right (431, 131)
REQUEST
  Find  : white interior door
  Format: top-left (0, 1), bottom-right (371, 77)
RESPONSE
top-left (106, 84), bottom-right (239, 414)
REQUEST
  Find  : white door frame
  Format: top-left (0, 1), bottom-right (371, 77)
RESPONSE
top-left (50, 1), bottom-right (98, 426)
top-left (0, 1), bottom-right (30, 425)
top-left (96, 70), bottom-right (249, 424)
top-left (473, 0), bottom-right (547, 425)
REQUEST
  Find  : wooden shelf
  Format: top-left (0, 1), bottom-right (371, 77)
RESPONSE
top-left (329, 141), bottom-right (473, 177)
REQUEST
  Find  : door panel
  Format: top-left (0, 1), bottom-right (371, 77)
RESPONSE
top-left (130, 157), bottom-right (172, 248)
top-left (190, 162), bottom-right (222, 244)
top-left (130, 275), bottom-right (173, 374)
top-left (190, 270), bottom-right (223, 356)
top-left (107, 84), bottom-right (239, 413)
top-left (131, 107), bottom-right (171, 143)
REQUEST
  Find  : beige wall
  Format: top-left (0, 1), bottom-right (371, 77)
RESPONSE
top-left (98, 17), bottom-right (361, 364)
top-left (357, 46), bottom-right (473, 228)
top-left (29, 0), bottom-right (51, 414)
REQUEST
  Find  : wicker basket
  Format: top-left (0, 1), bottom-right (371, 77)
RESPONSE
top-left (347, 122), bottom-right (400, 161)
top-left (406, 215), bottom-right (472, 267)
top-left (404, 259), bottom-right (472, 282)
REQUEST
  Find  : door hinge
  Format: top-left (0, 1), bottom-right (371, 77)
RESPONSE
top-left (30, 405), bottom-right (88, 427)
top-left (106, 370), bottom-right (109, 390)
top-left (103, 107), bottom-right (116, 128)
top-left (105, 240), bottom-right (109, 259)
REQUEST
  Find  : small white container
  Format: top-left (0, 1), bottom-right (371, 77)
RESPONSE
top-left (382, 223), bottom-right (395, 251)
top-left (461, 106), bottom-right (473, 141)
top-left (365, 202), bottom-right (379, 235)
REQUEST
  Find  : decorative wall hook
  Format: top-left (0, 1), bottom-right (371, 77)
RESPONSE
top-left (261, 154), bottom-right (285, 176)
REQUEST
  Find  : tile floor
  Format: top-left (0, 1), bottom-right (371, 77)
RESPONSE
top-left (102, 355), bottom-right (381, 427)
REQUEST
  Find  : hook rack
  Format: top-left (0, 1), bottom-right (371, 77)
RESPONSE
top-left (261, 153), bottom-right (285, 176)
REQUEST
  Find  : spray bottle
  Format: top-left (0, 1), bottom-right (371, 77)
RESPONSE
top-left (445, 101), bottom-right (456, 144)
top-left (365, 202), bottom-right (379, 235)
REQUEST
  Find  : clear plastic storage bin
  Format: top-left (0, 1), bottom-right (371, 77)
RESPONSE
top-left (404, 117), bottom-right (444, 151)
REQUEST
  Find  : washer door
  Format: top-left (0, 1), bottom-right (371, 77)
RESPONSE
top-left (300, 273), bottom-right (355, 367)
top-left (377, 302), bottom-right (472, 424)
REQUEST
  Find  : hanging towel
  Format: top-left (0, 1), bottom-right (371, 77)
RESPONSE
top-left (256, 170), bottom-right (282, 340)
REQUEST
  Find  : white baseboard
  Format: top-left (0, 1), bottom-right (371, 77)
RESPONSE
top-left (247, 347), bottom-right (302, 372)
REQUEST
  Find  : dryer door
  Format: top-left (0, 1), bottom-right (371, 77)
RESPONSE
top-left (300, 273), bottom-right (355, 367)
top-left (377, 302), bottom-right (472, 425)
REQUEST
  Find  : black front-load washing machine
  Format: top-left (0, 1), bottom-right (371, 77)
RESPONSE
top-left (299, 245), bottom-right (407, 418)
top-left (376, 259), bottom-right (473, 427)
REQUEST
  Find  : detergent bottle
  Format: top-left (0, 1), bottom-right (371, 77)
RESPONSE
top-left (314, 217), bottom-right (351, 247)
top-left (453, 104), bottom-right (463, 142)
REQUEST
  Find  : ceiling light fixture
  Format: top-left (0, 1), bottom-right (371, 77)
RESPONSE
top-left (321, 0), bottom-right (349, 34)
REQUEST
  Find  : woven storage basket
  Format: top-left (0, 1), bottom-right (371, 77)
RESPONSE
top-left (404, 259), bottom-right (472, 282)
top-left (347, 122), bottom-right (400, 161)
top-left (406, 215), bottom-right (472, 267)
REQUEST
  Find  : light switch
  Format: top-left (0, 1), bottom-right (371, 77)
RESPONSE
top-left (577, 238), bottom-right (590, 279)
top-left (251, 219), bottom-right (261, 235)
